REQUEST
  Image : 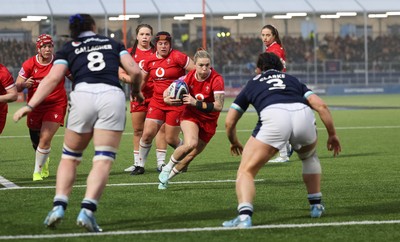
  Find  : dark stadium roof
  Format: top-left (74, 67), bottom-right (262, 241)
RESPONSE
top-left (1, 0), bottom-right (400, 17)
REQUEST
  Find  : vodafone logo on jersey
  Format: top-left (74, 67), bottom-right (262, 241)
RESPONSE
top-left (155, 67), bottom-right (165, 78)
top-left (72, 41), bottom-right (82, 47)
top-left (138, 60), bottom-right (145, 69)
top-left (195, 94), bottom-right (205, 101)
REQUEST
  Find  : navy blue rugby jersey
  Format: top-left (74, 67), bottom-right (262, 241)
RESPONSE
top-left (232, 69), bottom-right (314, 114)
top-left (54, 33), bottom-right (127, 89)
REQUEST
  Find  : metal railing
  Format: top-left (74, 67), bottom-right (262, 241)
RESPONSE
top-left (221, 61), bottom-right (400, 87)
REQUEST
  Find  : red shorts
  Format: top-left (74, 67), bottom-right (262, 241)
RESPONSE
top-left (130, 100), bottom-right (149, 113)
top-left (146, 105), bottom-right (184, 127)
top-left (181, 115), bottom-right (217, 143)
top-left (0, 112), bottom-right (6, 134)
top-left (27, 104), bottom-right (67, 130)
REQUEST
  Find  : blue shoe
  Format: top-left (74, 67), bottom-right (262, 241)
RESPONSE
top-left (44, 205), bottom-right (64, 228)
top-left (158, 182), bottom-right (168, 190)
top-left (222, 215), bottom-right (252, 228)
top-left (157, 163), bottom-right (165, 173)
top-left (158, 168), bottom-right (170, 184)
top-left (287, 143), bottom-right (294, 157)
top-left (76, 208), bottom-right (103, 232)
top-left (310, 204), bottom-right (325, 218)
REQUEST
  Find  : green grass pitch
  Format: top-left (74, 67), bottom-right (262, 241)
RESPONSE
top-left (0, 94), bottom-right (399, 241)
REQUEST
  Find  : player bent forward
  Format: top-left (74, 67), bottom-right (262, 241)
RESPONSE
top-left (158, 49), bottom-right (225, 189)
top-left (222, 52), bottom-right (341, 228)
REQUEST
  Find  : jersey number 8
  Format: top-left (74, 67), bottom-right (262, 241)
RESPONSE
top-left (87, 51), bottom-right (106, 71)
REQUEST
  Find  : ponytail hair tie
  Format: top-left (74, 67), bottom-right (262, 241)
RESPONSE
top-left (69, 14), bottom-right (84, 24)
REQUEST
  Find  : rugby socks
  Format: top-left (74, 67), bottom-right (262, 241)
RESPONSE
top-left (308, 192), bottom-right (322, 205)
top-left (53, 194), bottom-right (68, 210)
top-left (133, 150), bottom-right (139, 166)
top-left (81, 198), bottom-right (98, 212)
top-left (238, 202), bottom-right (254, 219)
top-left (156, 149), bottom-right (167, 167)
top-left (138, 139), bottom-right (152, 167)
top-left (34, 147), bottom-right (51, 173)
top-left (165, 155), bottom-right (180, 171)
top-left (168, 167), bottom-right (180, 179)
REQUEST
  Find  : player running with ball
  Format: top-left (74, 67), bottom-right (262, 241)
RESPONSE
top-left (158, 49), bottom-right (225, 189)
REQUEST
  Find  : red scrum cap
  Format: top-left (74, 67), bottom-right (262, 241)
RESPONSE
top-left (154, 31), bottom-right (172, 43)
top-left (36, 34), bottom-right (54, 50)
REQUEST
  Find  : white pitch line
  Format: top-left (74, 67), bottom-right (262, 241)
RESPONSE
top-left (1, 220), bottom-right (399, 240)
top-left (0, 179), bottom-right (264, 191)
top-left (1, 125), bottom-right (400, 139)
top-left (0, 175), bottom-right (19, 188)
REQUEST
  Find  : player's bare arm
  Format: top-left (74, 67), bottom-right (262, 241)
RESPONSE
top-left (213, 93), bottom-right (225, 112)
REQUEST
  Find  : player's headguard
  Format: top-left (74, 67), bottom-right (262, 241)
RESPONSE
top-left (36, 34), bottom-right (53, 51)
top-left (154, 31), bottom-right (172, 43)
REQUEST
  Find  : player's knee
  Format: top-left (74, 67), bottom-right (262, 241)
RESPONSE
top-left (62, 143), bottom-right (83, 161)
top-left (93, 146), bottom-right (118, 162)
top-left (299, 148), bottom-right (321, 174)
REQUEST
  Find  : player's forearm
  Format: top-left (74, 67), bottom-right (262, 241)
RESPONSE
top-left (318, 110), bottom-right (337, 137)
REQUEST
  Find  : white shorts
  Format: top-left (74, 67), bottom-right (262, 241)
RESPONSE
top-left (253, 103), bottom-right (317, 151)
top-left (67, 83), bottom-right (126, 133)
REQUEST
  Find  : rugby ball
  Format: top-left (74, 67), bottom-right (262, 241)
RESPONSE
top-left (168, 79), bottom-right (189, 100)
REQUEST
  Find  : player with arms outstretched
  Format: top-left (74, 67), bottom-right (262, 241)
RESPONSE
top-left (223, 52), bottom-right (341, 227)
top-left (14, 13), bottom-right (143, 232)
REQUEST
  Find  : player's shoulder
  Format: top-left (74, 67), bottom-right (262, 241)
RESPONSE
top-left (170, 49), bottom-right (188, 59)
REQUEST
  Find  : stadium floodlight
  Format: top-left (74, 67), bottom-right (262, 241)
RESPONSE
top-left (238, 13), bottom-right (257, 17)
top-left (174, 16), bottom-right (194, 20)
top-left (109, 15), bottom-right (140, 21)
top-left (185, 14), bottom-right (204, 18)
top-left (337, 12), bottom-right (357, 16)
top-left (320, 14), bottom-right (340, 19)
top-left (21, 16), bottom-right (48, 22)
top-left (368, 13), bottom-right (387, 18)
top-left (223, 16), bottom-right (243, 20)
top-left (287, 12), bottom-right (307, 17)
top-left (272, 15), bottom-right (292, 19)
top-left (386, 12), bottom-right (400, 16)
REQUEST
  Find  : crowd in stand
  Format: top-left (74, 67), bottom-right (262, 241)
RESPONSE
top-left (2, 34), bottom-right (400, 75)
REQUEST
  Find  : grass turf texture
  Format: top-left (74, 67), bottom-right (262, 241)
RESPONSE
top-left (0, 94), bottom-right (399, 241)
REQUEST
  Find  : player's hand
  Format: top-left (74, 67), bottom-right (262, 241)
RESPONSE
top-left (164, 95), bottom-right (183, 106)
top-left (230, 142), bottom-right (243, 156)
top-left (327, 135), bottom-right (341, 157)
top-left (13, 105), bottom-right (33, 122)
top-left (182, 94), bottom-right (195, 106)
top-left (24, 78), bottom-right (34, 88)
top-left (131, 91), bottom-right (144, 104)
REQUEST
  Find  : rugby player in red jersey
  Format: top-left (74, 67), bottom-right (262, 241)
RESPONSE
top-left (15, 34), bottom-right (71, 181)
top-left (0, 64), bottom-right (18, 134)
top-left (158, 49), bottom-right (225, 189)
top-left (136, 31), bottom-right (195, 175)
top-left (119, 24), bottom-right (168, 174)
